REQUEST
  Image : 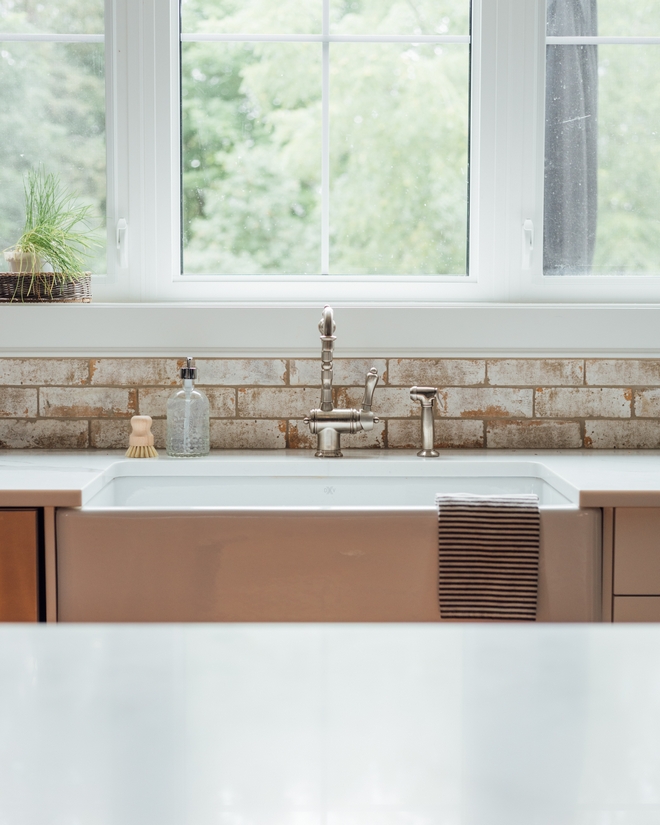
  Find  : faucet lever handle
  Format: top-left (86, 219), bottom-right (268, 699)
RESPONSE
top-left (361, 368), bottom-right (380, 412)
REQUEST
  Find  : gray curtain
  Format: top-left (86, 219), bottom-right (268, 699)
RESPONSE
top-left (544, 0), bottom-right (598, 274)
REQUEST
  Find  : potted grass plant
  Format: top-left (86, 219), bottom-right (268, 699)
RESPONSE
top-left (2, 168), bottom-right (99, 302)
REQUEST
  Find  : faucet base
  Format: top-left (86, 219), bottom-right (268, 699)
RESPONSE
top-left (315, 425), bottom-right (343, 458)
top-left (417, 448), bottom-right (440, 458)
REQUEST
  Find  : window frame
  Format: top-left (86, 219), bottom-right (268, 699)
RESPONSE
top-left (97, 0), bottom-right (660, 304)
top-left (98, 0), bottom-right (486, 304)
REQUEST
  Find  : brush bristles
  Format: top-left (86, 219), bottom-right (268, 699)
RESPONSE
top-left (125, 444), bottom-right (159, 459)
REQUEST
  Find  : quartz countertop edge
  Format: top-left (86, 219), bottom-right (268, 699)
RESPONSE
top-left (1, 449), bottom-right (660, 508)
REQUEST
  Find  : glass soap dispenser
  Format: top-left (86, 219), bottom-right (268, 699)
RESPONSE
top-left (166, 357), bottom-right (210, 457)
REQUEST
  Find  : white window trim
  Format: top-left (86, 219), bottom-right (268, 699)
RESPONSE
top-left (4, 303), bottom-right (660, 358)
top-left (3, 0), bottom-right (660, 357)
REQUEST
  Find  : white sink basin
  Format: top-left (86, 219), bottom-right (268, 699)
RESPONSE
top-left (85, 473), bottom-right (573, 508)
top-left (82, 458), bottom-right (577, 508)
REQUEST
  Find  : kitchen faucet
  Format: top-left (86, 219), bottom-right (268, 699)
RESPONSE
top-left (305, 305), bottom-right (380, 457)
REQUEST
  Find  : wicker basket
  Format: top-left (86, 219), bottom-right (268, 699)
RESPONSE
top-left (0, 272), bottom-right (91, 303)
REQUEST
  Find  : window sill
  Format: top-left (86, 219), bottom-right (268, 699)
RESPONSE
top-left (1, 303), bottom-right (660, 358)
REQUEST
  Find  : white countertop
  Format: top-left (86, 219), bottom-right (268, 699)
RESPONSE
top-left (1, 449), bottom-right (660, 507)
top-left (1, 623), bottom-right (659, 824)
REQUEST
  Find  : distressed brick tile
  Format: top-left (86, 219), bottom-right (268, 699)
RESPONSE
top-left (585, 420), bottom-right (660, 449)
top-left (138, 387), bottom-right (235, 418)
top-left (535, 387), bottom-right (631, 418)
top-left (210, 419), bottom-right (286, 449)
top-left (488, 359), bottom-right (583, 386)
top-left (91, 419), bottom-right (166, 450)
top-left (486, 420), bottom-right (582, 449)
top-left (0, 388), bottom-right (38, 418)
top-left (336, 387), bottom-right (416, 418)
top-left (289, 359), bottom-right (387, 387)
top-left (0, 420), bottom-right (88, 449)
top-left (288, 419), bottom-right (385, 450)
top-left (388, 359), bottom-right (485, 386)
top-left (0, 358), bottom-right (89, 386)
top-left (436, 388), bottom-right (533, 419)
top-left (388, 419), bottom-right (484, 449)
top-left (238, 388), bottom-right (319, 418)
top-left (90, 359), bottom-right (182, 386)
top-left (634, 389), bottom-right (660, 418)
top-left (40, 388), bottom-right (137, 418)
top-left (586, 360), bottom-right (660, 386)
top-left (198, 359), bottom-right (286, 386)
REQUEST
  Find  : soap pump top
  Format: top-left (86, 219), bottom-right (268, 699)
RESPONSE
top-left (166, 356), bottom-right (210, 457)
top-left (180, 356), bottom-right (197, 381)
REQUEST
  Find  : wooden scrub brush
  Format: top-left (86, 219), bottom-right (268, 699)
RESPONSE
top-left (125, 415), bottom-right (159, 458)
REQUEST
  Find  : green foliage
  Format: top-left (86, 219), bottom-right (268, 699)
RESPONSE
top-left (181, 0), bottom-right (470, 275)
top-left (328, 41), bottom-right (468, 274)
top-left (7, 168), bottom-right (99, 278)
top-left (592, 43), bottom-right (660, 272)
top-left (0, 0), bottom-right (104, 35)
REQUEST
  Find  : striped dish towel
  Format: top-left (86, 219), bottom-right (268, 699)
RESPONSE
top-left (436, 494), bottom-right (540, 621)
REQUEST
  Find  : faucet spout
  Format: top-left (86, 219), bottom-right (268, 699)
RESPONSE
top-left (319, 305), bottom-right (335, 338)
top-left (318, 305), bottom-right (336, 412)
top-left (306, 305), bottom-right (380, 457)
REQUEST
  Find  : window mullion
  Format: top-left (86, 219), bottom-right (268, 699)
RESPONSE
top-left (98, 0), bottom-right (179, 302)
top-left (322, 0), bottom-right (330, 276)
top-left (515, 0), bottom-right (547, 298)
top-left (469, 0), bottom-right (506, 300)
top-left (103, 0), bottom-right (118, 287)
top-left (472, 0), bottom-right (545, 302)
top-left (92, 0), bottom-right (143, 300)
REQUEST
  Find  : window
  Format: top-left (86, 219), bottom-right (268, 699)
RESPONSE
top-left (545, 0), bottom-right (660, 277)
top-left (180, 0), bottom-right (470, 278)
top-left (0, 0), bottom-right (106, 275)
top-left (2, 1), bottom-right (660, 355)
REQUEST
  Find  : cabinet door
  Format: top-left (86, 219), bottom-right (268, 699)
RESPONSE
top-left (614, 596), bottom-right (660, 622)
top-left (614, 508), bottom-right (660, 596)
top-left (0, 510), bottom-right (39, 622)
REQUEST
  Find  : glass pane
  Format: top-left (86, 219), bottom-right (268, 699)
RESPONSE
top-left (548, 0), bottom-right (660, 38)
top-left (329, 43), bottom-right (469, 275)
top-left (595, 46), bottom-right (660, 272)
top-left (330, 0), bottom-right (470, 37)
top-left (181, 0), bottom-right (321, 36)
top-left (182, 42), bottom-right (322, 274)
top-left (544, 40), bottom-right (660, 274)
top-left (0, 42), bottom-right (106, 273)
top-left (599, 1), bottom-right (660, 37)
top-left (0, 0), bottom-right (104, 35)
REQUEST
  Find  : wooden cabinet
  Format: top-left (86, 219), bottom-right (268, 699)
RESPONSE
top-left (611, 508), bottom-right (660, 622)
top-left (0, 509), bottom-right (40, 622)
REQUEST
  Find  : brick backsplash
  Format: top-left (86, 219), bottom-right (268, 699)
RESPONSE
top-left (0, 357), bottom-right (659, 449)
